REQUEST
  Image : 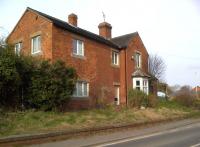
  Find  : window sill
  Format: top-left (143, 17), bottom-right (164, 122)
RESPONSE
top-left (111, 64), bottom-right (120, 68)
top-left (31, 51), bottom-right (42, 56)
top-left (71, 96), bottom-right (89, 100)
top-left (136, 67), bottom-right (142, 69)
top-left (71, 54), bottom-right (86, 60)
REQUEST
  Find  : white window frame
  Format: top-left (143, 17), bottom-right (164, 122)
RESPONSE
top-left (31, 35), bottom-right (41, 54)
top-left (135, 52), bottom-right (141, 68)
top-left (143, 79), bottom-right (148, 94)
top-left (133, 77), bottom-right (149, 95)
top-left (112, 51), bottom-right (119, 65)
top-left (115, 86), bottom-right (120, 105)
top-left (135, 80), bottom-right (141, 90)
top-left (15, 42), bottom-right (22, 56)
top-left (73, 81), bottom-right (89, 97)
top-left (73, 39), bottom-right (84, 56)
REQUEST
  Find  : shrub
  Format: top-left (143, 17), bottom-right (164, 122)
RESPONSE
top-left (192, 99), bottom-right (200, 109)
top-left (128, 89), bottom-right (148, 108)
top-left (28, 60), bottom-right (77, 111)
top-left (16, 55), bottom-right (37, 110)
top-left (174, 86), bottom-right (195, 107)
top-left (0, 42), bottom-right (77, 111)
top-left (148, 94), bottom-right (159, 107)
top-left (0, 45), bottom-right (21, 110)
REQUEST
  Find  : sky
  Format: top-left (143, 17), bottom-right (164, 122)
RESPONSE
top-left (0, 0), bottom-right (200, 87)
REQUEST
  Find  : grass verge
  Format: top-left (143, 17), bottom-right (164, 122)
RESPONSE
top-left (0, 100), bottom-right (200, 137)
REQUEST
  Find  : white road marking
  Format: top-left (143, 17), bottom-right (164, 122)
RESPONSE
top-left (191, 143), bottom-right (200, 147)
top-left (94, 123), bottom-right (200, 147)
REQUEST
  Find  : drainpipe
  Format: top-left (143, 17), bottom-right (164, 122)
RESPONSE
top-left (125, 48), bottom-right (128, 106)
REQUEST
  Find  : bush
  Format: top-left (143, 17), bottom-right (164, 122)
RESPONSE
top-left (192, 99), bottom-right (200, 109)
top-left (174, 86), bottom-right (195, 107)
top-left (148, 94), bottom-right (159, 107)
top-left (28, 60), bottom-right (77, 111)
top-left (128, 89), bottom-right (148, 108)
top-left (128, 89), bottom-right (159, 108)
top-left (0, 45), bottom-right (21, 110)
top-left (0, 43), bottom-right (77, 111)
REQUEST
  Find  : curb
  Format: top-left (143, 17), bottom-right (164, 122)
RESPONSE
top-left (0, 116), bottom-right (191, 145)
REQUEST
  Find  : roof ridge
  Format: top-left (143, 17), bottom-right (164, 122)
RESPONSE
top-left (26, 7), bottom-right (119, 49)
top-left (112, 32), bottom-right (138, 39)
top-left (27, 7), bottom-right (68, 25)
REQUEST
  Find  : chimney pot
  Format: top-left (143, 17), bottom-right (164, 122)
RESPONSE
top-left (98, 22), bottom-right (112, 39)
top-left (68, 13), bottom-right (78, 26)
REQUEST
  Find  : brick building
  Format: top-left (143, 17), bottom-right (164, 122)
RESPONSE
top-left (7, 7), bottom-right (157, 109)
top-left (192, 86), bottom-right (200, 98)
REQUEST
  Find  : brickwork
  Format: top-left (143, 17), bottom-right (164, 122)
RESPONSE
top-left (52, 25), bottom-right (121, 108)
top-left (7, 9), bottom-right (152, 109)
top-left (68, 13), bottom-right (78, 26)
top-left (98, 22), bottom-right (112, 39)
top-left (125, 34), bottom-right (149, 89)
top-left (7, 10), bottom-right (53, 60)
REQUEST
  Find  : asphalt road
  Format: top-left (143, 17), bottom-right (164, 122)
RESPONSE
top-left (97, 122), bottom-right (200, 147)
top-left (30, 119), bottom-right (200, 147)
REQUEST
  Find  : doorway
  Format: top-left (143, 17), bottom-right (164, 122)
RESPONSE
top-left (115, 86), bottom-right (120, 105)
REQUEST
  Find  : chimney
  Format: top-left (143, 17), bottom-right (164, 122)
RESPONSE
top-left (98, 22), bottom-right (112, 39)
top-left (68, 13), bottom-right (78, 27)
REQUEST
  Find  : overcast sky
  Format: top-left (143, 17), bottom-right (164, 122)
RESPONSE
top-left (0, 0), bottom-right (200, 87)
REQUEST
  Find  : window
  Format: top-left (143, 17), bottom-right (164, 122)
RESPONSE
top-left (135, 52), bottom-right (141, 68)
top-left (133, 78), bottom-right (149, 95)
top-left (73, 39), bottom-right (84, 56)
top-left (143, 80), bottom-right (148, 94)
top-left (31, 35), bottom-right (41, 54)
top-left (136, 80), bottom-right (140, 90)
top-left (73, 81), bottom-right (89, 97)
top-left (15, 42), bottom-right (22, 55)
top-left (112, 51), bottom-right (119, 65)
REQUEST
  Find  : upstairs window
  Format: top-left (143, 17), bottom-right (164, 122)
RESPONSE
top-left (73, 39), bottom-right (84, 56)
top-left (31, 35), bottom-right (41, 54)
top-left (135, 52), bottom-right (141, 68)
top-left (15, 42), bottom-right (22, 56)
top-left (73, 81), bottom-right (89, 97)
top-left (112, 51), bottom-right (119, 65)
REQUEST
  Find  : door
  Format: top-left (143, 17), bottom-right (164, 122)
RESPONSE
top-left (115, 86), bottom-right (120, 105)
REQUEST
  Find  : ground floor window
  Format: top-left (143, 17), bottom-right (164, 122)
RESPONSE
top-left (73, 81), bottom-right (89, 97)
top-left (136, 80), bottom-right (140, 90)
top-left (15, 42), bottom-right (22, 56)
top-left (114, 86), bottom-right (120, 105)
top-left (133, 78), bottom-right (149, 95)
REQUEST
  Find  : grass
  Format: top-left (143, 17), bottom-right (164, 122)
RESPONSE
top-left (0, 100), bottom-right (200, 137)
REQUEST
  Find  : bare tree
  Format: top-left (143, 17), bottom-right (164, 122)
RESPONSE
top-left (148, 54), bottom-right (166, 81)
top-left (0, 38), bottom-right (6, 49)
top-left (0, 26), bottom-right (9, 48)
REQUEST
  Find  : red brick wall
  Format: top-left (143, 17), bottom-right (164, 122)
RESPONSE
top-left (125, 34), bottom-right (149, 90)
top-left (52, 25), bottom-right (123, 108)
top-left (7, 10), bottom-right (53, 60)
top-left (7, 10), bottom-right (150, 109)
top-left (119, 49), bottom-right (127, 104)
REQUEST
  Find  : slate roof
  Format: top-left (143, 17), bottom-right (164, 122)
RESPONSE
top-left (111, 32), bottom-right (138, 48)
top-left (132, 69), bottom-right (151, 78)
top-left (27, 7), bottom-right (119, 49)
